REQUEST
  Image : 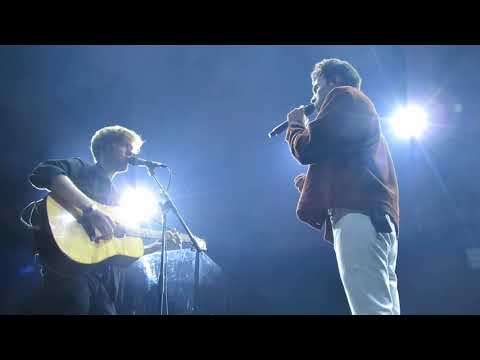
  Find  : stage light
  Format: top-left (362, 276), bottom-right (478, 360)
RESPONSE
top-left (389, 105), bottom-right (428, 140)
top-left (116, 187), bottom-right (160, 227)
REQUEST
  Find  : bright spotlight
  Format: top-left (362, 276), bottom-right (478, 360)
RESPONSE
top-left (115, 187), bottom-right (160, 227)
top-left (389, 105), bottom-right (428, 140)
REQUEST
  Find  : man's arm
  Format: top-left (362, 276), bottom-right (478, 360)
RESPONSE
top-left (286, 87), bottom-right (378, 165)
top-left (49, 174), bottom-right (96, 212)
top-left (29, 159), bottom-right (114, 240)
top-left (30, 158), bottom-right (95, 211)
top-left (51, 175), bottom-right (115, 241)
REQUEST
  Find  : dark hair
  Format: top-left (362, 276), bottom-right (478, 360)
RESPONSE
top-left (311, 58), bottom-right (362, 89)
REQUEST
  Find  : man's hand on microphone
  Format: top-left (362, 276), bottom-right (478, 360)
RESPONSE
top-left (287, 106), bottom-right (307, 126)
top-left (294, 173), bottom-right (306, 193)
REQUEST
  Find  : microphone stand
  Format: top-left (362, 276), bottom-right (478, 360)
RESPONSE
top-left (144, 164), bottom-right (207, 315)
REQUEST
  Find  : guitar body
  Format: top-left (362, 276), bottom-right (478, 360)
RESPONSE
top-left (36, 196), bottom-right (145, 275)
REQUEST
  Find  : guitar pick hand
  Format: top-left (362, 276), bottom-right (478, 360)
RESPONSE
top-left (78, 207), bottom-right (115, 242)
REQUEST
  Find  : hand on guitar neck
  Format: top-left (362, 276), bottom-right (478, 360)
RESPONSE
top-left (143, 228), bottom-right (194, 255)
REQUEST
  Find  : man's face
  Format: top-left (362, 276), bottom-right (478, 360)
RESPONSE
top-left (103, 138), bottom-right (134, 173)
top-left (312, 75), bottom-right (337, 111)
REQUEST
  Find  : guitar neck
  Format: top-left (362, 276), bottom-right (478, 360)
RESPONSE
top-left (124, 227), bottom-right (165, 240)
top-left (123, 226), bottom-right (206, 250)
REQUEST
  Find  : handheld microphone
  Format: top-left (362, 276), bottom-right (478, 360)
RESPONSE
top-left (128, 156), bottom-right (168, 168)
top-left (268, 103), bottom-right (316, 138)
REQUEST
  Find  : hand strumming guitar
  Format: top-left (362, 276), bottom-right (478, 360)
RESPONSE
top-left (78, 206), bottom-right (115, 242)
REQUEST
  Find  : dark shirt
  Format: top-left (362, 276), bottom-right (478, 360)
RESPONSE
top-left (285, 86), bottom-right (400, 242)
top-left (29, 157), bottom-right (123, 303)
top-left (30, 157), bottom-right (119, 206)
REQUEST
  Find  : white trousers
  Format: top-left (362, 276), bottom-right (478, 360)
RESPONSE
top-left (332, 212), bottom-right (400, 315)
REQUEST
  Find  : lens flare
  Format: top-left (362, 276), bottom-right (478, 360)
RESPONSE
top-left (115, 187), bottom-right (160, 227)
top-left (389, 105), bottom-right (428, 139)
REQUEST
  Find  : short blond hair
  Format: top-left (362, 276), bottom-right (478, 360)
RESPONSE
top-left (90, 125), bottom-right (144, 162)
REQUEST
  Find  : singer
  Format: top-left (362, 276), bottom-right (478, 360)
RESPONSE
top-left (28, 125), bottom-right (163, 314)
top-left (285, 58), bottom-right (400, 315)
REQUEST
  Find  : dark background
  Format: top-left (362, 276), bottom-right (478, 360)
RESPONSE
top-left (1, 45), bottom-right (478, 314)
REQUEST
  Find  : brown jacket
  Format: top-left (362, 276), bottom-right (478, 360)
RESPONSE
top-left (286, 86), bottom-right (399, 242)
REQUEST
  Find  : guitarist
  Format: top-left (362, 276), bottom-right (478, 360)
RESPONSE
top-left (29, 125), bottom-right (163, 314)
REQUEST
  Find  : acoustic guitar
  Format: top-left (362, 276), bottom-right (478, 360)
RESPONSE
top-left (35, 195), bottom-right (206, 274)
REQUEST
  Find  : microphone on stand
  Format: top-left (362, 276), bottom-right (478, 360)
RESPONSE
top-left (268, 102), bottom-right (316, 138)
top-left (128, 156), bottom-right (168, 169)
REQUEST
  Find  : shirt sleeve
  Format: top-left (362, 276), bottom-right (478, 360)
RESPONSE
top-left (285, 87), bottom-right (379, 165)
top-left (29, 157), bottom-right (85, 191)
